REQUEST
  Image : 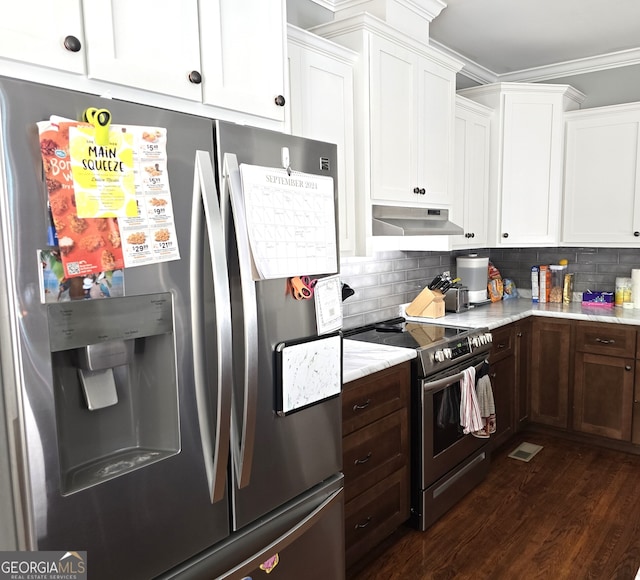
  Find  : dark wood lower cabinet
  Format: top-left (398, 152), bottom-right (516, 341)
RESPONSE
top-left (515, 319), bottom-right (531, 430)
top-left (530, 318), bottom-right (571, 428)
top-left (342, 361), bottom-right (411, 571)
top-left (488, 324), bottom-right (515, 450)
top-left (573, 352), bottom-right (634, 440)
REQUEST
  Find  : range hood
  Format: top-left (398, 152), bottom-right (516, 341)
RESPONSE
top-left (372, 205), bottom-right (464, 236)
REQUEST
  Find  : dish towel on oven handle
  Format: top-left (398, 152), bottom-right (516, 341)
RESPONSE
top-left (476, 373), bottom-right (496, 434)
top-left (460, 366), bottom-right (484, 435)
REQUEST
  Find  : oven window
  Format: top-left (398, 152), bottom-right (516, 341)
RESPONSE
top-left (432, 381), bottom-right (464, 455)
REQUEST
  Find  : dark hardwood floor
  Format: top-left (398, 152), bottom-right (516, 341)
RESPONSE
top-left (348, 432), bottom-right (640, 580)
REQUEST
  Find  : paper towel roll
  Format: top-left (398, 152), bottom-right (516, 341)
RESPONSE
top-left (632, 269), bottom-right (640, 308)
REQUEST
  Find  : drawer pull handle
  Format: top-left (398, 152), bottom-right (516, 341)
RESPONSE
top-left (497, 343), bottom-right (506, 349)
top-left (354, 452), bottom-right (373, 465)
top-left (355, 517), bottom-right (372, 529)
top-left (353, 399), bottom-right (371, 412)
top-left (595, 338), bottom-right (615, 345)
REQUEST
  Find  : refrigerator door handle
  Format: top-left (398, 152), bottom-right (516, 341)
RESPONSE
top-left (190, 151), bottom-right (233, 503)
top-left (216, 488), bottom-right (343, 580)
top-left (222, 153), bottom-right (258, 490)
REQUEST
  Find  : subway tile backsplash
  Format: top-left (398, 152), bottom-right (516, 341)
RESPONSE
top-left (339, 246), bottom-right (640, 329)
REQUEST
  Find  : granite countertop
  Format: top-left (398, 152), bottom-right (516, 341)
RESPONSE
top-left (343, 298), bottom-right (640, 383)
top-left (343, 339), bottom-right (416, 384)
top-left (413, 298), bottom-right (640, 330)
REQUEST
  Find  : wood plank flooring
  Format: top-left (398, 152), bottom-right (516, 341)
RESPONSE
top-left (348, 432), bottom-right (640, 580)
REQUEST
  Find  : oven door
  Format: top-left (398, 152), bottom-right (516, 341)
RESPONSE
top-left (419, 356), bottom-right (489, 490)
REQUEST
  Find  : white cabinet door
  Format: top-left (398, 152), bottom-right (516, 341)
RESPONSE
top-left (369, 35), bottom-right (418, 204)
top-left (500, 94), bottom-right (561, 245)
top-left (287, 27), bottom-right (358, 256)
top-left (200, 0), bottom-right (286, 121)
top-left (459, 83), bottom-right (583, 247)
top-left (563, 107), bottom-right (640, 245)
top-left (417, 57), bottom-right (456, 206)
top-left (452, 98), bottom-right (491, 249)
top-left (82, 0), bottom-right (202, 100)
top-left (369, 35), bottom-right (456, 207)
top-left (0, 0), bottom-right (85, 73)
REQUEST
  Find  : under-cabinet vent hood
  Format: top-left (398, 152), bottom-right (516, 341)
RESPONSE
top-left (372, 205), bottom-right (464, 236)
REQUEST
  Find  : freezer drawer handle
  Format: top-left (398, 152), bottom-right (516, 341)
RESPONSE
top-left (217, 487), bottom-right (343, 580)
top-left (190, 151), bottom-right (233, 503)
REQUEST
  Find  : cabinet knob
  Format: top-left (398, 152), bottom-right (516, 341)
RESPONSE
top-left (274, 95), bottom-right (286, 107)
top-left (413, 187), bottom-right (420, 194)
top-left (625, 365), bottom-right (633, 371)
top-left (63, 35), bottom-right (82, 53)
top-left (188, 71), bottom-right (202, 84)
top-left (634, 231), bottom-right (640, 237)
top-left (502, 233), bottom-right (509, 238)
top-left (419, 188), bottom-right (426, 195)
top-left (471, 232), bottom-right (475, 238)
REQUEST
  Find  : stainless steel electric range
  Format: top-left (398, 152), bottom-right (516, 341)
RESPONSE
top-left (344, 317), bottom-right (494, 530)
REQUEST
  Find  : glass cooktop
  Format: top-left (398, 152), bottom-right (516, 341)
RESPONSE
top-left (343, 317), bottom-right (470, 351)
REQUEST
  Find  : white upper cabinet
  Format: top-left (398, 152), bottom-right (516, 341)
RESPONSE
top-left (311, 13), bottom-right (462, 254)
top-left (81, 0), bottom-right (286, 120)
top-left (82, 0), bottom-right (202, 101)
top-left (369, 34), bottom-right (457, 206)
top-left (563, 103), bottom-right (640, 246)
top-left (451, 96), bottom-right (492, 250)
top-left (0, 0), bottom-right (86, 74)
top-left (287, 25), bottom-right (358, 256)
top-left (459, 83), bottom-right (585, 247)
top-left (200, 0), bottom-right (286, 121)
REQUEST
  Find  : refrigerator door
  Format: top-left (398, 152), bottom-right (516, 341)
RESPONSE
top-left (0, 77), bottom-right (230, 579)
top-left (158, 474), bottom-right (345, 580)
top-left (214, 121), bottom-right (343, 529)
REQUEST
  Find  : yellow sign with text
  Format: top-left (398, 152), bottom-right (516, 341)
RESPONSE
top-left (68, 125), bottom-right (136, 218)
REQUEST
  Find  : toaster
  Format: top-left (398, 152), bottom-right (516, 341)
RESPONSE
top-left (444, 285), bottom-right (470, 313)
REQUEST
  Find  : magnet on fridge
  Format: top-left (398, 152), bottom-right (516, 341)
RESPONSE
top-left (82, 107), bottom-right (112, 146)
top-left (259, 553), bottom-right (279, 573)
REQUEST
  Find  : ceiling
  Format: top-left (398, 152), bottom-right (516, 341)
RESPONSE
top-left (428, 0), bottom-right (640, 84)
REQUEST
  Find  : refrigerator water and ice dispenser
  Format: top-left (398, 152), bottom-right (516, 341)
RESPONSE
top-left (47, 293), bottom-right (179, 495)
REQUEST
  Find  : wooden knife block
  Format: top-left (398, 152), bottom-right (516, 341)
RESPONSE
top-left (405, 287), bottom-right (445, 318)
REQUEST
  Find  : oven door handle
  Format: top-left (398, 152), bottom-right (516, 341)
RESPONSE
top-left (422, 359), bottom-right (485, 393)
top-left (422, 369), bottom-right (467, 393)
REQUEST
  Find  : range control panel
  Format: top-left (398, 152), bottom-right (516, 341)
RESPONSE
top-left (433, 332), bottom-right (492, 363)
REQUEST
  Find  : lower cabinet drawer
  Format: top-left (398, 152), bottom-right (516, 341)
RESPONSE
top-left (345, 467), bottom-right (409, 569)
top-left (342, 409), bottom-right (408, 502)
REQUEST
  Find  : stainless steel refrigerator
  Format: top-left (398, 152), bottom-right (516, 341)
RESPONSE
top-left (0, 76), bottom-right (344, 579)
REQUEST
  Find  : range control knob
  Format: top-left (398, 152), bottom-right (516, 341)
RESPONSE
top-left (485, 332), bottom-right (493, 343)
top-left (470, 336), bottom-right (480, 348)
top-left (434, 350), bottom-right (446, 363)
top-left (443, 348), bottom-right (452, 359)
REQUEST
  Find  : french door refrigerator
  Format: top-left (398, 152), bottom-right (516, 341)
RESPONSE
top-left (0, 76), bottom-right (344, 580)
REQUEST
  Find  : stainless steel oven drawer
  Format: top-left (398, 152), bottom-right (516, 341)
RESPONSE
top-left (414, 448), bottom-right (490, 531)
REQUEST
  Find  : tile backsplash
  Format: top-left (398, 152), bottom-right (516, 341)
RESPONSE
top-left (339, 247), bottom-right (640, 329)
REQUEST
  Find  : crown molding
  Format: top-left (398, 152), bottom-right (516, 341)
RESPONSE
top-left (497, 47), bottom-right (640, 82)
top-left (311, 0), bottom-right (447, 22)
top-left (431, 39), bottom-right (640, 85)
top-left (429, 39), bottom-right (497, 85)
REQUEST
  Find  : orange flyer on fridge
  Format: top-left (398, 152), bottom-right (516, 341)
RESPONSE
top-left (38, 120), bottom-right (125, 278)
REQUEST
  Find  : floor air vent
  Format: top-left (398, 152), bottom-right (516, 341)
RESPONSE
top-left (508, 442), bottom-right (543, 463)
